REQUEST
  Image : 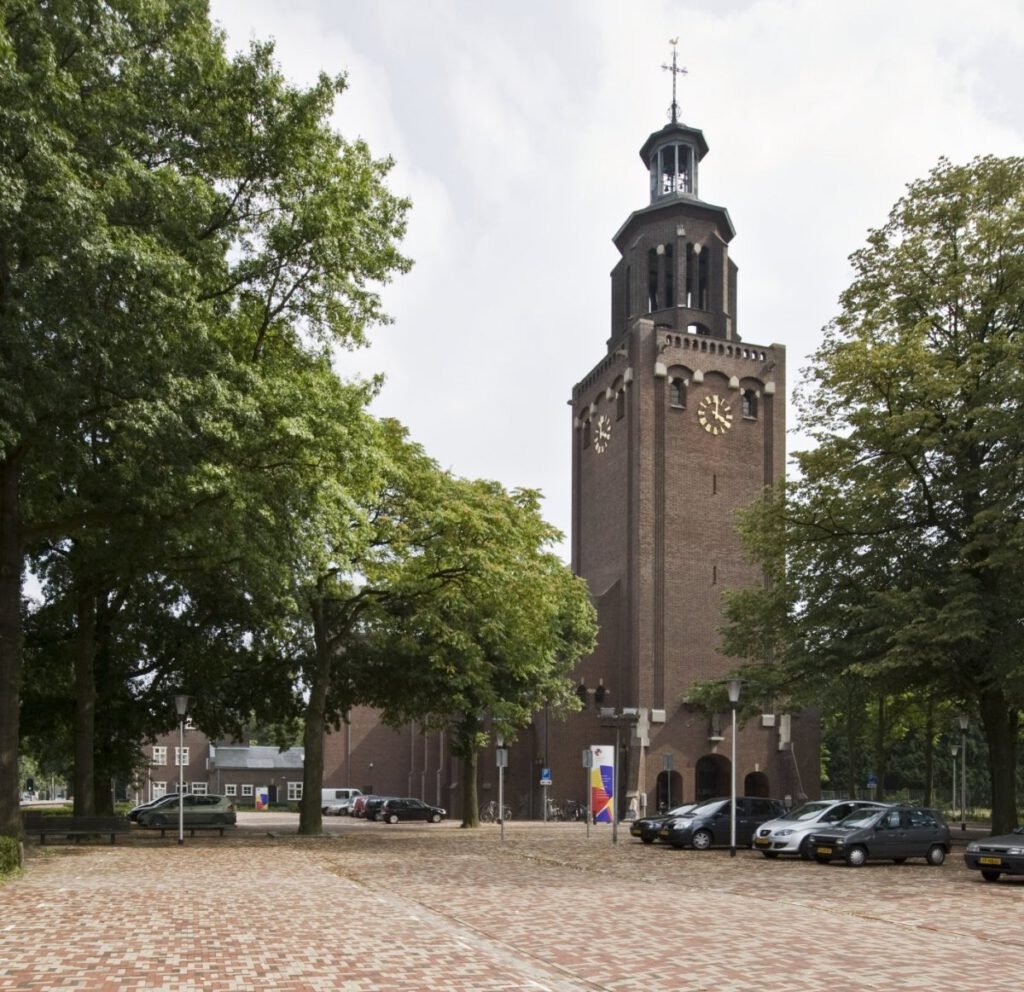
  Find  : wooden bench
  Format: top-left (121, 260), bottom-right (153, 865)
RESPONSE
top-left (22, 813), bottom-right (129, 845)
top-left (151, 823), bottom-right (234, 838)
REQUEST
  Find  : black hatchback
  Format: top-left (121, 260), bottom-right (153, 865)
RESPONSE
top-left (810, 805), bottom-right (950, 867)
top-left (658, 796), bottom-right (787, 849)
top-left (377, 798), bottom-right (446, 823)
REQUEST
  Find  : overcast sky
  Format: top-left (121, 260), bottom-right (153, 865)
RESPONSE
top-left (210, 0), bottom-right (1024, 560)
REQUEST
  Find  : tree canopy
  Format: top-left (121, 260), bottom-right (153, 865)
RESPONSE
top-left (0, 0), bottom-right (410, 832)
top-left (719, 155), bottom-right (1024, 830)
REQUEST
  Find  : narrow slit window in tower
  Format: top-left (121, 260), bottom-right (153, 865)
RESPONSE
top-left (647, 248), bottom-right (659, 311)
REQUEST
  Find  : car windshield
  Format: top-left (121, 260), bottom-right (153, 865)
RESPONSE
top-left (679, 800), bottom-right (725, 818)
top-left (775, 801), bottom-right (833, 822)
top-left (837, 807), bottom-right (884, 827)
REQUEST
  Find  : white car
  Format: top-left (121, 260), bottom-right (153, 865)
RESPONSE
top-left (753, 799), bottom-right (886, 859)
top-left (323, 798), bottom-right (354, 816)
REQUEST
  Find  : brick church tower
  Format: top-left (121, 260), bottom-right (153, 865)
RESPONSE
top-left (523, 56), bottom-right (819, 819)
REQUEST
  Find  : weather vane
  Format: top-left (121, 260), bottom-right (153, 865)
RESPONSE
top-left (661, 37), bottom-right (687, 123)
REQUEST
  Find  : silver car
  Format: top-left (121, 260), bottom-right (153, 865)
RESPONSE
top-left (753, 799), bottom-right (886, 859)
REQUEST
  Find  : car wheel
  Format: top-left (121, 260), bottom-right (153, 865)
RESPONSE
top-left (981, 869), bottom-right (1001, 882)
top-left (430, 812), bottom-right (442, 823)
top-left (892, 857), bottom-right (907, 864)
top-left (761, 851), bottom-right (779, 859)
top-left (845, 845), bottom-right (867, 867)
top-left (691, 829), bottom-right (713, 850)
top-left (926, 845), bottom-right (946, 866)
top-left (387, 813), bottom-right (399, 824)
top-left (798, 836), bottom-right (813, 861)
top-left (641, 836), bottom-right (655, 845)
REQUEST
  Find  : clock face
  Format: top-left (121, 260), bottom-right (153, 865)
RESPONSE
top-left (697, 394), bottom-right (733, 435)
top-left (594, 414), bottom-right (612, 453)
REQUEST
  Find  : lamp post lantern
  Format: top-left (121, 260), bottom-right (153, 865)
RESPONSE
top-left (958, 713), bottom-right (969, 831)
top-left (727, 679), bottom-right (742, 858)
top-left (173, 694), bottom-right (190, 846)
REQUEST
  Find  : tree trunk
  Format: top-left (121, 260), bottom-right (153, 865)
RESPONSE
top-left (844, 683), bottom-right (857, 798)
top-left (922, 700), bottom-right (934, 808)
top-left (298, 593), bottom-right (329, 836)
top-left (73, 585), bottom-right (97, 816)
top-left (979, 687), bottom-right (1019, 834)
top-left (0, 456), bottom-right (22, 838)
top-left (461, 745), bottom-right (479, 828)
top-left (456, 716), bottom-right (480, 827)
top-left (874, 695), bottom-right (887, 802)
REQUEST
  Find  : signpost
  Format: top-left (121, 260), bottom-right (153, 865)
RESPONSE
top-left (540, 767), bottom-right (552, 821)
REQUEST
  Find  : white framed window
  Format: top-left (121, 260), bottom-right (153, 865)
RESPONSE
top-left (175, 746), bottom-right (189, 767)
top-left (242, 784), bottom-right (254, 797)
top-left (152, 782), bottom-right (166, 799)
top-left (224, 784), bottom-right (237, 797)
top-left (287, 781), bottom-right (303, 801)
top-left (191, 782), bottom-right (208, 796)
top-left (151, 746), bottom-right (167, 766)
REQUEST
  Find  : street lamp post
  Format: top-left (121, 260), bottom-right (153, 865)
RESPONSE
top-left (599, 708), bottom-right (640, 845)
top-left (174, 694), bottom-right (190, 846)
top-left (496, 733), bottom-right (508, 843)
top-left (958, 713), bottom-right (969, 831)
top-left (727, 679), bottom-right (742, 858)
top-left (949, 744), bottom-right (958, 820)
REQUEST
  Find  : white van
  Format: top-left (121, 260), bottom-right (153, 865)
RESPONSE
top-left (321, 787), bottom-right (362, 815)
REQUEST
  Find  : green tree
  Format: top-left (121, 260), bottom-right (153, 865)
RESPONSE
top-left (353, 481), bottom-right (597, 827)
top-left (0, 0), bottom-right (409, 833)
top-left (720, 156), bottom-right (1024, 832)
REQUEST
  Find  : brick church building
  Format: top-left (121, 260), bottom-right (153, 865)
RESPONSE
top-left (491, 70), bottom-right (819, 819)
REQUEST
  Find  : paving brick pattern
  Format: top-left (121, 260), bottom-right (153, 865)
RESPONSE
top-left (1, 817), bottom-right (1021, 991)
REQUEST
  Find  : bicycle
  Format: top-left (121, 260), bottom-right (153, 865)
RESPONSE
top-left (563, 799), bottom-right (588, 822)
top-left (479, 800), bottom-right (512, 823)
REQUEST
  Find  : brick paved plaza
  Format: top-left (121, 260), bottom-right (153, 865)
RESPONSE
top-left (1, 815), bottom-right (1020, 991)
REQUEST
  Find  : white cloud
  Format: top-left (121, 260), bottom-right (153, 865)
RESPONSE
top-left (210, 0), bottom-right (1024, 558)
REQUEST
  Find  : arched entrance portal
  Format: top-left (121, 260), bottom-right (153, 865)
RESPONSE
top-left (655, 770), bottom-right (684, 811)
top-left (695, 754), bottom-right (729, 801)
top-left (745, 770), bottom-right (770, 798)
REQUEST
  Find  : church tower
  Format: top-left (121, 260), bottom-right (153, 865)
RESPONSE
top-left (552, 47), bottom-right (817, 816)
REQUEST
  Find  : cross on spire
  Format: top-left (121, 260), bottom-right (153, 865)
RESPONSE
top-left (661, 38), bottom-right (687, 123)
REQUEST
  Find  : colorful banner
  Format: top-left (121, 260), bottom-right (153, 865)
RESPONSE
top-left (589, 745), bottom-right (614, 823)
top-left (254, 786), bottom-right (269, 811)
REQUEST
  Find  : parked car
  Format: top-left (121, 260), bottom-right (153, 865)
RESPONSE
top-left (753, 799), bottom-right (886, 859)
top-left (376, 798), bottom-right (446, 823)
top-left (321, 787), bottom-right (362, 815)
top-left (809, 804), bottom-right (950, 866)
top-left (127, 793), bottom-right (180, 823)
top-left (349, 795), bottom-right (371, 818)
top-left (658, 796), bottom-right (786, 850)
top-left (630, 803), bottom-right (698, 844)
top-left (323, 797), bottom-right (355, 816)
top-left (136, 794), bottom-right (236, 828)
top-left (964, 826), bottom-right (1024, 882)
top-left (360, 796), bottom-right (397, 821)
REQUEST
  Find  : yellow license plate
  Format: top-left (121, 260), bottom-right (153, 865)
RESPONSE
top-left (978, 856), bottom-right (1002, 865)
top-left (754, 838), bottom-right (769, 846)
top-left (817, 846), bottom-right (833, 855)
